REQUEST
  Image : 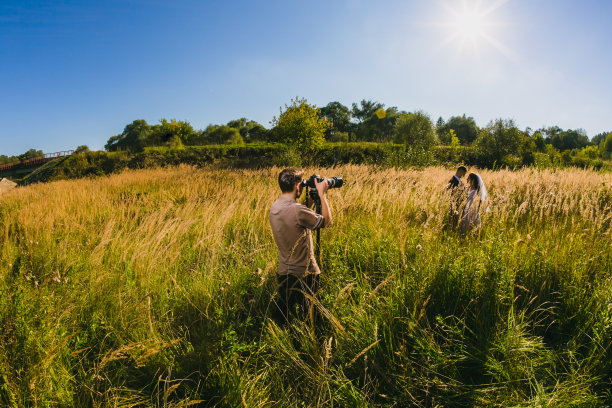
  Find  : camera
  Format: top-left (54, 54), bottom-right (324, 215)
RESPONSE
top-left (301, 174), bottom-right (343, 190)
top-left (300, 174), bottom-right (343, 205)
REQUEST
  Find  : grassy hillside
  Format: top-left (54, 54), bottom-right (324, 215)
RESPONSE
top-left (1, 165), bottom-right (611, 407)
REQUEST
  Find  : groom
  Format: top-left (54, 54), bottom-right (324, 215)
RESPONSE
top-left (447, 165), bottom-right (467, 190)
top-left (447, 166), bottom-right (467, 229)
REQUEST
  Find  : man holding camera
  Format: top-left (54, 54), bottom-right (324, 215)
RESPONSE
top-left (269, 168), bottom-right (333, 322)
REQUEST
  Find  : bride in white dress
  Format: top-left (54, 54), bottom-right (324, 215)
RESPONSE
top-left (460, 173), bottom-right (488, 233)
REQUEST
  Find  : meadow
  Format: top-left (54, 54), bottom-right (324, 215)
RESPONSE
top-left (0, 165), bottom-right (611, 407)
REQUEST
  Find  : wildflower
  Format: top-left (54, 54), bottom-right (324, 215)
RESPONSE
top-left (416, 244), bottom-right (423, 251)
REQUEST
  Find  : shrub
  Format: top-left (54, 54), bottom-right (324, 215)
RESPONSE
top-left (271, 97), bottom-right (330, 150)
top-left (393, 111), bottom-right (437, 148)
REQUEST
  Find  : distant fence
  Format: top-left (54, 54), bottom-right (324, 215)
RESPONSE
top-left (0, 150), bottom-right (75, 172)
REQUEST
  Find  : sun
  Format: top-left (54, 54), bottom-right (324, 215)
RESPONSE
top-left (435, 0), bottom-right (513, 58)
top-left (452, 7), bottom-right (489, 42)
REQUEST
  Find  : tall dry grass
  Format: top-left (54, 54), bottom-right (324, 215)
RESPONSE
top-left (0, 165), bottom-right (611, 407)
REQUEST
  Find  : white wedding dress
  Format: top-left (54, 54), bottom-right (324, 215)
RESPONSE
top-left (460, 174), bottom-right (488, 232)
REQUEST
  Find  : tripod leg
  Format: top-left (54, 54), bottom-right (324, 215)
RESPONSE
top-left (315, 201), bottom-right (321, 263)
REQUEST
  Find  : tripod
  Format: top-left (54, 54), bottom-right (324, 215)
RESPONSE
top-left (305, 186), bottom-right (322, 264)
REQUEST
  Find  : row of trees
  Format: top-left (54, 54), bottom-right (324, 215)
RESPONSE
top-left (104, 118), bottom-right (267, 152)
top-left (1, 146), bottom-right (92, 166)
top-left (96, 98), bottom-right (608, 168)
top-left (0, 148), bottom-right (43, 165)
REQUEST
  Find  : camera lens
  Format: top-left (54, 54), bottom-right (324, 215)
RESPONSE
top-left (328, 177), bottom-right (343, 189)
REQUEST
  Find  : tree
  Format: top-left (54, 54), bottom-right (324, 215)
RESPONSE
top-left (227, 118), bottom-right (268, 143)
top-left (605, 133), bottom-right (612, 155)
top-left (74, 145), bottom-right (90, 154)
top-left (351, 99), bottom-right (384, 123)
top-left (154, 119), bottom-right (194, 146)
top-left (18, 148), bottom-right (44, 160)
top-left (532, 131), bottom-right (546, 152)
top-left (435, 117), bottom-right (446, 142)
top-left (319, 102), bottom-right (352, 137)
top-left (105, 119), bottom-right (151, 152)
top-left (365, 107), bottom-right (400, 142)
top-left (580, 145), bottom-right (600, 159)
top-left (393, 111), bottom-right (437, 148)
top-left (475, 119), bottom-right (527, 166)
top-left (205, 125), bottom-right (244, 145)
top-left (538, 126), bottom-right (562, 144)
top-left (350, 103), bottom-right (400, 142)
top-left (550, 129), bottom-right (589, 151)
top-left (271, 97), bottom-right (330, 150)
top-left (591, 132), bottom-right (609, 146)
top-left (438, 115), bottom-right (479, 145)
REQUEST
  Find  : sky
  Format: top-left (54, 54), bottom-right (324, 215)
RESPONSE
top-left (1, 0), bottom-right (611, 155)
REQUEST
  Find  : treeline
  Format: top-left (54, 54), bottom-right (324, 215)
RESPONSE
top-left (20, 142), bottom-right (610, 186)
top-left (0, 148), bottom-right (43, 165)
top-left (104, 98), bottom-right (612, 169)
top-left (4, 98), bottom-right (612, 171)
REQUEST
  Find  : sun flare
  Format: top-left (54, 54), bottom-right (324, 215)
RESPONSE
top-left (452, 7), bottom-right (489, 42)
top-left (436, 0), bottom-right (513, 59)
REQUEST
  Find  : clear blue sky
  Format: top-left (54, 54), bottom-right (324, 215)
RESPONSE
top-left (1, 0), bottom-right (611, 155)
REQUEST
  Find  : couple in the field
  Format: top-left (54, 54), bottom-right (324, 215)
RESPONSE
top-left (447, 165), bottom-right (489, 233)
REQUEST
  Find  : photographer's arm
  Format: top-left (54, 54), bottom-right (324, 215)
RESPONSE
top-left (315, 178), bottom-right (333, 228)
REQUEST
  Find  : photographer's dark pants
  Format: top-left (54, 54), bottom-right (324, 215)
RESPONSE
top-left (276, 273), bottom-right (320, 323)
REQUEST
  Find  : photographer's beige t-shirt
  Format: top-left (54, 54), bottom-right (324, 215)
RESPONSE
top-left (269, 196), bottom-right (324, 276)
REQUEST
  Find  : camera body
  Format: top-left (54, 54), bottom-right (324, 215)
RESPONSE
top-left (300, 174), bottom-right (343, 206)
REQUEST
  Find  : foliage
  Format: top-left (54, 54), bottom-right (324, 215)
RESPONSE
top-left (204, 125), bottom-right (244, 145)
top-left (105, 119), bottom-right (195, 152)
top-left (270, 97), bottom-right (330, 150)
top-left (393, 110), bottom-right (438, 148)
top-left (319, 101), bottom-right (352, 138)
top-left (349, 100), bottom-right (401, 142)
top-left (591, 132), bottom-right (609, 146)
top-left (550, 129), bottom-right (589, 151)
top-left (227, 118), bottom-right (269, 143)
top-left (155, 119), bottom-right (195, 146)
top-left (18, 141), bottom-right (611, 186)
top-left (605, 133), bottom-right (612, 154)
top-left (578, 145), bottom-right (601, 160)
top-left (0, 148), bottom-right (43, 165)
top-left (437, 115), bottom-right (479, 145)
top-left (532, 131), bottom-right (546, 152)
top-left (351, 107), bottom-right (399, 143)
top-left (91, 101), bottom-right (612, 170)
top-left (74, 145), bottom-right (90, 154)
top-left (475, 119), bottom-right (530, 168)
top-left (18, 148), bottom-right (44, 160)
top-left (351, 99), bottom-right (384, 123)
top-left (105, 119), bottom-right (152, 152)
top-left (326, 131), bottom-right (349, 143)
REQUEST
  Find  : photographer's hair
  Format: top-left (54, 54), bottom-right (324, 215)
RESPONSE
top-left (278, 168), bottom-right (304, 193)
top-left (457, 165), bottom-right (467, 174)
top-left (467, 173), bottom-right (479, 191)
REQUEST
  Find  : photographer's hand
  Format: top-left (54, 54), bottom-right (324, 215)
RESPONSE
top-left (314, 177), bottom-right (329, 195)
top-left (314, 177), bottom-right (332, 228)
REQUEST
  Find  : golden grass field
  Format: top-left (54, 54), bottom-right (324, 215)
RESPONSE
top-left (0, 165), bottom-right (611, 407)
